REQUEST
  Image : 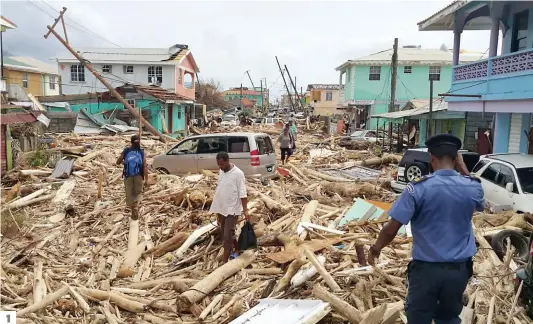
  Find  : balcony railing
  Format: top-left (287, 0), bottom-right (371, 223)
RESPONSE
top-left (453, 48), bottom-right (533, 82)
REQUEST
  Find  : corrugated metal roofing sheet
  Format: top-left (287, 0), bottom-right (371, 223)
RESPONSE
top-left (229, 299), bottom-right (330, 324)
top-left (50, 159), bottom-right (75, 179)
top-left (372, 100), bottom-right (448, 119)
top-left (0, 112), bottom-right (38, 125)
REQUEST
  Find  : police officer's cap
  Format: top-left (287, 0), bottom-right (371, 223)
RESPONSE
top-left (425, 134), bottom-right (461, 156)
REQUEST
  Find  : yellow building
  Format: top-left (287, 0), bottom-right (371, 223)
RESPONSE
top-left (4, 57), bottom-right (45, 97)
top-left (307, 84), bottom-right (343, 116)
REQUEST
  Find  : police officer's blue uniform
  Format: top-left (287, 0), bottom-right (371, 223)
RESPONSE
top-left (388, 134), bottom-right (485, 324)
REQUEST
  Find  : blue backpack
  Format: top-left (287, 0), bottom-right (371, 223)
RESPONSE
top-left (124, 148), bottom-right (143, 178)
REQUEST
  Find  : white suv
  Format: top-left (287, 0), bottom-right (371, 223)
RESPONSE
top-left (471, 154), bottom-right (533, 213)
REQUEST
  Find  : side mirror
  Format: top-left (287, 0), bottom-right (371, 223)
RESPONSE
top-left (506, 182), bottom-right (514, 193)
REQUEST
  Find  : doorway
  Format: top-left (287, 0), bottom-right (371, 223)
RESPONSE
top-left (167, 104), bottom-right (173, 132)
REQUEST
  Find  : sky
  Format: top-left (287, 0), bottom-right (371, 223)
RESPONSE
top-left (1, 0), bottom-right (490, 99)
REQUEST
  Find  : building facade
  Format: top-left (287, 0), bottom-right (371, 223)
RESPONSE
top-left (223, 88), bottom-right (263, 107)
top-left (3, 57), bottom-right (44, 98)
top-left (336, 46), bottom-right (485, 129)
top-left (56, 44), bottom-right (199, 100)
top-left (419, 0), bottom-right (533, 154)
top-left (9, 56), bottom-right (60, 96)
top-left (306, 84), bottom-right (343, 116)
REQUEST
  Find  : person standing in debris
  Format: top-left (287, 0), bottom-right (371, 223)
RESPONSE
top-left (288, 120), bottom-right (297, 150)
top-left (116, 135), bottom-right (147, 220)
top-left (277, 125), bottom-right (294, 165)
top-left (209, 152), bottom-right (249, 262)
top-left (367, 134), bottom-right (484, 323)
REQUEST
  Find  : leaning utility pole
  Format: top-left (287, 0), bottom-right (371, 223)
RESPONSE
top-left (240, 83), bottom-right (243, 111)
top-left (44, 9), bottom-right (167, 142)
top-left (245, 70), bottom-right (255, 90)
top-left (260, 79), bottom-right (264, 113)
top-left (284, 65), bottom-right (303, 111)
top-left (275, 56), bottom-right (295, 110)
top-left (388, 38), bottom-right (399, 146)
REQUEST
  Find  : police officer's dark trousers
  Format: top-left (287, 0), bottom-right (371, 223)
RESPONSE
top-left (406, 259), bottom-right (472, 324)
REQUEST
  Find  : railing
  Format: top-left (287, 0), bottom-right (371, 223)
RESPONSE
top-left (452, 47), bottom-right (533, 82)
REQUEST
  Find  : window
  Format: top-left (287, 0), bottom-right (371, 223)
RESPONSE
top-left (429, 66), bottom-right (441, 81)
top-left (325, 91), bottom-right (333, 101)
top-left (255, 136), bottom-right (274, 155)
top-left (228, 137), bottom-right (250, 153)
top-left (124, 65), bottom-right (134, 74)
top-left (198, 137), bottom-right (227, 154)
top-left (148, 66), bottom-right (163, 83)
top-left (346, 68), bottom-right (351, 82)
top-left (472, 160), bottom-right (488, 173)
top-left (511, 10), bottom-right (529, 52)
top-left (126, 99), bottom-right (135, 107)
top-left (22, 73), bottom-right (28, 88)
top-left (177, 109), bottom-right (182, 119)
top-left (369, 66), bottom-right (381, 81)
top-left (102, 65), bottom-right (112, 73)
top-left (404, 66), bottom-right (412, 74)
top-left (178, 68), bottom-right (183, 84)
top-left (49, 76), bottom-right (56, 90)
top-left (170, 138), bottom-right (199, 155)
top-left (481, 163), bottom-right (500, 182)
top-left (516, 167), bottom-right (533, 194)
top-left (70, 64), bottom-right (85, 82)
top-left (497, 165), bottom-right (518, 193)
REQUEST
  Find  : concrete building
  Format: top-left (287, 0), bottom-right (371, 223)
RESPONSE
top-left (56, 44), bottom-right (199, 100)
top-left (3, 57), bottom-right (45, 99)
top-left (223, 87), bottom-right (263, 107)
top-left (9, 56), bottom-right (59, 96)
top-left (306, 84), bottom-right (343, 116)
top-left (336, 45), bottom-right (485, 129)
top-left (419, 0), bottom-right (533, 154)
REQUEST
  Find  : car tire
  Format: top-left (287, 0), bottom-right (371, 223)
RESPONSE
top-left (490, 230), bottom-right (529, 263)
top-left (404, 163), bottom-right (428, 182)
top-left (156, 168), bottom-right (169, 174)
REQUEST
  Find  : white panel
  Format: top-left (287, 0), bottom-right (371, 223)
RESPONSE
top-left (508, 113), bottom-right (522, 153)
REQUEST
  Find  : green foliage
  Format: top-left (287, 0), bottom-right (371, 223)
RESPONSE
top-left (28, 148), bottom-right (49, 168)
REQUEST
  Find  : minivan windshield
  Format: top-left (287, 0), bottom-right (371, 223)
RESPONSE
top-left (516, 167), bottom-right (533, 194)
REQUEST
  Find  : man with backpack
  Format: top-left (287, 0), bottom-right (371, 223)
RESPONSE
top-left (116, 135), bottom-right (147, 221)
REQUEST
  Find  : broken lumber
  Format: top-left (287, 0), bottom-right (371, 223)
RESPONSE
top-left (143, 232), bottom-right (189, 257)
top-left (272, 257), bottom-right (304, 294)
top-left (303, 168), bottom-right (354, 182)
top-left (18, 285), bottom-right (70, 317)
top-left (312, 284), bottom-right (362, 323)
top-left (299, 200), bottom-right (318, 240)
top-left (118, 241), bottom-right (147, 278)
top-left (291, 255), bottom-right (326, 287)
top-left (77, 287), bottom-right (145, 312)
top-left (304, 249), bottom-right (341, 292)
top-left (176, 222), bottom-right (217, 257)
top-left (176, 250), bottom-right (256, 311)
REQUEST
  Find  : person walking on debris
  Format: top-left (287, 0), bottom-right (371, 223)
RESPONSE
top-left (288, 120), bottom-right (297, 149)
top-left (368, 134), bottom-right (484, 324)
top-left (277, 125), bottom-right (294, 165)
top-left (209, 152), bottom-right (249, 262)
top-left (116, 135), bottom-right (147, 220)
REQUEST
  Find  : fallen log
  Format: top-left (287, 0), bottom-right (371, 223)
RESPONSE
top-left (272, 257), bottom-right (304, 294)
top-left (299, 200), bottom-right (318, 240)
top-left (304, 249), bottom-right (341, 292)
top-left (77, 287), bottom-right (145, 312)
top-left (291, 255), bottom-right (325, 287)
top-left (303, 168), bottom-right (354, 182)
top-left (312, 284), bottom-right (362, 323)
top-left (143, 232), bottom-right (189, 257)
top-left (176, 222), bottom-right (217, 257)
top-left (19, 169), bottom-right (52, 177)
top-left (176, 250), bottom-right (256, 311)
top-left (257, 192), bottom-right (291, 216)
top-left (360, 303), bottom-right (387, 324)
top-left (118, 241), bottom-right (147, 278)
top-left (18, 285), bottom-right (70, 317)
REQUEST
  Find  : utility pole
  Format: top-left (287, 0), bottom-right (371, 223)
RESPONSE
top-left (284, 65), bottom-right (302, 111)
top-left (388, 38), bottom-right (399, 145)
top-left (275, 56), bottom-right (295, 110)
top-left (260, 79), bottom-right (264, 114)
top-left (43, 10), bottom-right (167, 142)
top-left (240, 83), bottom-right (243, 111)
top-left (428, 79), bottom-right (434, 139)
top-left (245, 70), bottom-right (255, 89)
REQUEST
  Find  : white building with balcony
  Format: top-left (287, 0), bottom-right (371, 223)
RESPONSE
top-left (419, 0), bottom-right (533, 154)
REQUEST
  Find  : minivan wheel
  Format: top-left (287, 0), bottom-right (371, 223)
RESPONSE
top-left (405, 163), bottom-right (427, 182)
top-left (156, 168), bottom-right (169, 174)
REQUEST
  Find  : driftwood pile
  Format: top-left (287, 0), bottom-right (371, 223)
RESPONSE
top-left (0, 130), bottom-right (530, 323)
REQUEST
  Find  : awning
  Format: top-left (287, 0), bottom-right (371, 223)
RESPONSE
top-left (371, 100), bottom-right (449, 123)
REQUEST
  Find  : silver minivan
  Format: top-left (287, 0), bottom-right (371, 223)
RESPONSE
top-left (152, 132), bottom-right (277, 178)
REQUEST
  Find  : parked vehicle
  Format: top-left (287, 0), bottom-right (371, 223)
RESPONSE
top-left (260, 117), bottom-right (282, 126)
top-left (390, 148), bottom-right (480, 192)
top-left (471, 154), bottom-right (533, 213)
top-left (338, 130), bottom-right (387, 147)
top-left (294, 112), bottom-right (305, 118)
top-left (220, 114), bottom-right (237, 127)
top-left (152, 132), bottom-right (277, 179)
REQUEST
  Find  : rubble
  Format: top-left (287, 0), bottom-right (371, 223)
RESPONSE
top-left (1, 127), bottom-right (531, 323)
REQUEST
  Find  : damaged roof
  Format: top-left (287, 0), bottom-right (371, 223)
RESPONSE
top-left (0, 112), bottom-right (38, 125)
top-left (127, 84), bottom-right (191, 103)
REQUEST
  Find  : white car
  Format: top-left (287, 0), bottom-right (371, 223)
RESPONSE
top-left (472, 154), bottom-right (533, 213)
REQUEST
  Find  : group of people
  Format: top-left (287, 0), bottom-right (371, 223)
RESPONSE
top-left (117, 127), bottom-right (484, 323)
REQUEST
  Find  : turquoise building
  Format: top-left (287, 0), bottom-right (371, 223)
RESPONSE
top-left (336, 45), bottom-right (485, 129)
top-left (223, 88), bottom-right (263, 107)
top-left (419, 0), bottom-right (533, 154)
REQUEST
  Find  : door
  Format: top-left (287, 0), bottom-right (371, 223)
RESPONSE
top-left (160, 138), bottom-right (199, 174)
top-left (496, 164), bottom-right (519, 211)
top-left (479, 162), bottom-right (502, 207)
top-left (508, 113), bottom-right (522, 153)
top-left (197, 136), bottom-right (228, 173)
top-left (167, 104), bottom-right (173, 133)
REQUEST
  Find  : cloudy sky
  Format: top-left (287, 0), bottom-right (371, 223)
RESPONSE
top-left (2, 0), bottom-right (490, 98)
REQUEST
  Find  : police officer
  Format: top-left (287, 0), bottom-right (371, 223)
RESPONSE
top-left (368, 134), bottom-right (485, 324)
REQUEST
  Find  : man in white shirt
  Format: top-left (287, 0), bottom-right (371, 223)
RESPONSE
top-left (209, 152), bottom-right (249, 262)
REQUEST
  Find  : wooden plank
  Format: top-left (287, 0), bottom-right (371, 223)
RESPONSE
top-left (266, 237), bottom-right (344, 264)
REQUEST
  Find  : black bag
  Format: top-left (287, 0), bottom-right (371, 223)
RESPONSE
top-left (238, 221), bottom-right (257, 251)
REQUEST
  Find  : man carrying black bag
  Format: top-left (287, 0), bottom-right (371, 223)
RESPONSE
top-left (209, 152), bottom-right (249, 263)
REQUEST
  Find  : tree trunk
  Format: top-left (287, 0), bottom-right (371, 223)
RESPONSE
top-left (312, 285), bottom-right (362, 323)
